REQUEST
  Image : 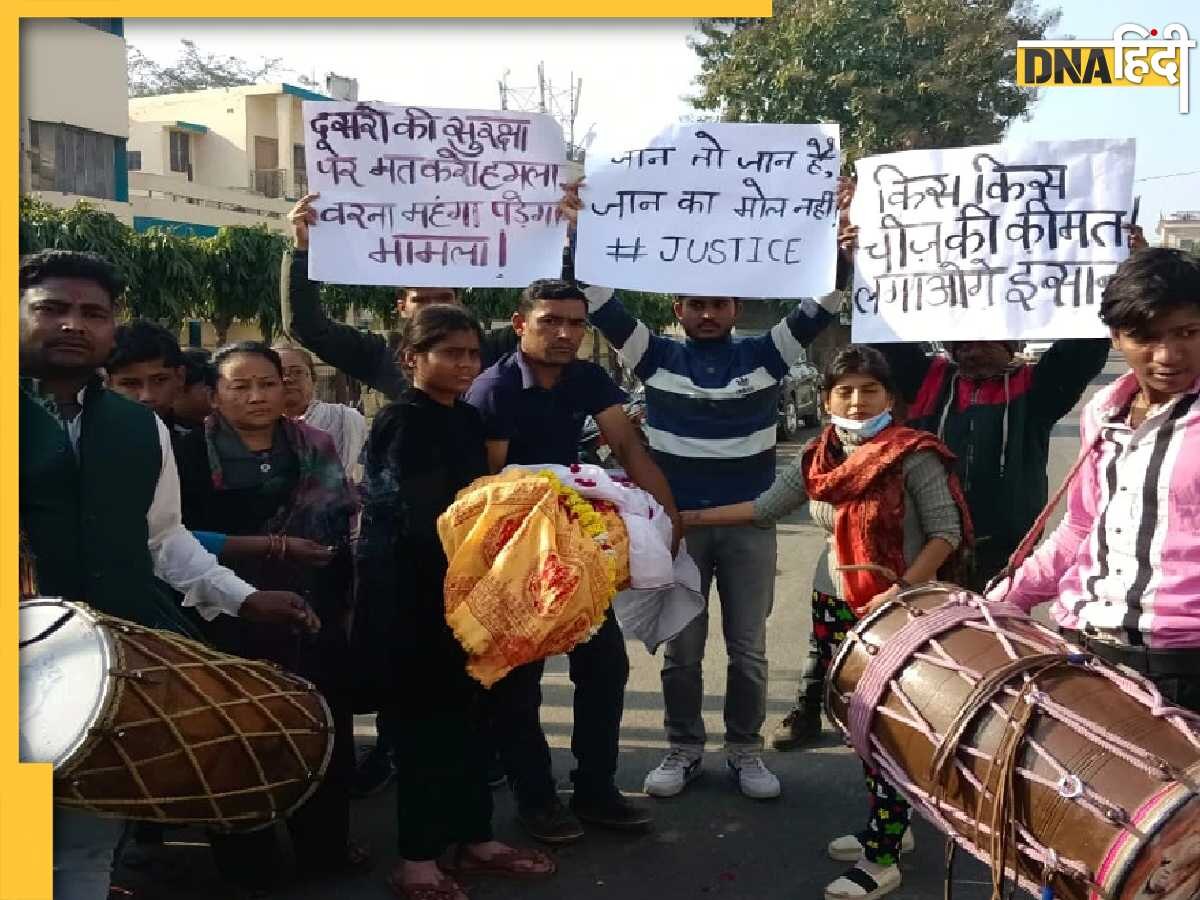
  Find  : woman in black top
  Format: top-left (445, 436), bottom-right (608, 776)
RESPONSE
top-left (353, 305), bottom-right (555, 900)
top-left (174, 342), bottom-right (366, 895)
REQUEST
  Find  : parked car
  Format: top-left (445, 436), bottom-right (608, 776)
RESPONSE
top-left (778, 355), bottom-right (821, 441)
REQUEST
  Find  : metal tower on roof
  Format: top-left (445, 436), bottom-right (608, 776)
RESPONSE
top-left (498, 62), bottom-right (586, 161)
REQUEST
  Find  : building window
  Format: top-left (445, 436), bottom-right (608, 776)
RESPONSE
top-left (127, 151), bottom-right (142, 171)
top-left (169, 131), bottom-right (191, 176)
top-left (28, 120), bottom-right (117, 200)
top-left (1182, 239), bottom-right (1197, 251)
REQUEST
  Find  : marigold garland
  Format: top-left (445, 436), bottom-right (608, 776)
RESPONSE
top-left (535, 469), bottom-right (618, 602)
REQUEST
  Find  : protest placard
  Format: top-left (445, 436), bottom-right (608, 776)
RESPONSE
top-left (848, 139), bottom-right (1136, 342)
top-left (302, 101), bottom-right (569, 287)
top-left (575, 122), bottom-right (840, 297)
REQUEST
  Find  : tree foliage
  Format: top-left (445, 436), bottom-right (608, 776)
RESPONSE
top-left (128, 39), bottom-right (318, 97)
top-left (19, 198), bottom-right (290, 341)
top-left (689, 0), bottom-right (1059, 165)
top-left (200, 225), bottom-right (289, 345)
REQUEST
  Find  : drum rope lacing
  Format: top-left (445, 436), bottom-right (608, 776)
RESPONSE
top-left (842, 590), bottom-right (1200, 900)
top-left (57, 613), bottom-right (331, 829)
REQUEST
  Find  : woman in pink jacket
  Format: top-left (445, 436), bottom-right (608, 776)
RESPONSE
top-left (990, 247), bottom-right (1200, 713)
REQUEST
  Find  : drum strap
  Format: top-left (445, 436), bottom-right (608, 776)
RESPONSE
top-left (985, 433), bottom-right (1102, 598)
top-left (18, 609), bottom-right (75, 649)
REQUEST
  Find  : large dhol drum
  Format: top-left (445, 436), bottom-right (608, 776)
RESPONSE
top-left (19, 599), bottom-right (334, 830)
top-left (826, 584), bottom-right (1200, 900)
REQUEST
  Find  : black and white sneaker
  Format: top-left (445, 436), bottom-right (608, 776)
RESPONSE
top-left (643, 747), bottom-right (703, 798)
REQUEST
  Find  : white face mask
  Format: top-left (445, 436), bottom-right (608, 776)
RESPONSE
top-left (830, 409), bottom-right (893, 439)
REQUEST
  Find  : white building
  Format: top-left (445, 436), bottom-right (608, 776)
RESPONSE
top-left (1157, 211), bottom-right (1200, 252)
top-left (127, 81), bottom-right (349, 236)
top-left (20, 18), bottom-right (134, 223)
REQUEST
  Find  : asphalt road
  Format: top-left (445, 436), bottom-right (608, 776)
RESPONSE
top-left (116, 353), bottom-right (1127, 900)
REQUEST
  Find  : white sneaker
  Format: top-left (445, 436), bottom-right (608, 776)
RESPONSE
top-left (827, 829), bottom-right (915, 862)
top-left (726, 750), bottom-right (781, 799)
top-left (824, 860), bottom-right (902, 899)
top-left (643, 747), bottom-right (703, 798)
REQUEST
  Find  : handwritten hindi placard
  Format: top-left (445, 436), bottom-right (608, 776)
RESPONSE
top-left (849, 139), bottom-right (1136, 343)
top-left (302, 101), bottom-right (569, 287)
top-left (575, 122), bottom-right (840, 297)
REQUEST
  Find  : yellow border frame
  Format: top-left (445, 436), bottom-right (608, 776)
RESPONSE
top-left (5, 6), bottom-right (769, 896)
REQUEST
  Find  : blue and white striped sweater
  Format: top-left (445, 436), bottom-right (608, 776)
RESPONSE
top-left (586, 286), bottom-right (841, 509)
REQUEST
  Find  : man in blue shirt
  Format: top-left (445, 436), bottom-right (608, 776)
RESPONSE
top-left (465, 278), bottom-right (680, 844)
top-left (561, 184), bottom-right (845, 802)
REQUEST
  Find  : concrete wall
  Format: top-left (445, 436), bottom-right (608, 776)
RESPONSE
top-left (132, 90), bottom-right (251, 190)
top-left (21, 20), bottom-right (128, 139)
top-left (127, 121), bottom-right (169, 176)
top-left (128, 172), bottom-right (292, 233)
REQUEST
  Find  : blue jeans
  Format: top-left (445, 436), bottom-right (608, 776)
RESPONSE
top-left (53, 808), bottom-right (126, 900)
top-left (661, 523), bottom-right (777, 749)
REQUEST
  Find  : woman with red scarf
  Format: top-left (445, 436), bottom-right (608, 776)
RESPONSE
top-left (682, 345), bottom-right (971, 900)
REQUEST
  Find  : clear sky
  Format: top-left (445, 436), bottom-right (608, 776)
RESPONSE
top-left (125, 1), bottom-right (1199, 236)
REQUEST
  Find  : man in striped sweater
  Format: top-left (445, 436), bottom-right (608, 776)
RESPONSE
top-left (564, 185), bottom-right (848, 799)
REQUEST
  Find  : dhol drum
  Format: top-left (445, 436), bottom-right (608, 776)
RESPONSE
top-left (826, 584), bottom-right (1200, 900)
top-left (19, 598), bottom-right (334, 830)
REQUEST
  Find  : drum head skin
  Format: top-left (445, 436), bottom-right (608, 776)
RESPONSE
top-left (19, 600), bottom-right (111, 769)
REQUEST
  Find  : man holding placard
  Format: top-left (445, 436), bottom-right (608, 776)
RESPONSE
top-left (286, 193), bottom-right (519, 402)
top-left (563, 123), bottom-right (849, 799)
top-left (840, 143), bottom-right (1147, 591)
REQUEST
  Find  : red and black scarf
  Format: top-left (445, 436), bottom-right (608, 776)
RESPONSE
top-left (802, 424), bottom-right (973, 613)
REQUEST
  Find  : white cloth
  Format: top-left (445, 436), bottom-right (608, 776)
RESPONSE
top-left (301, 400), bottom-right (368, 479)
top-left (61, 390), bottom-right (254, 621)
top-left (501, 463), bottom-right (704, 651)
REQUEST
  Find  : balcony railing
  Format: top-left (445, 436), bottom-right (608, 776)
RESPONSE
top-left (251, 168), bottom-right (286, 199)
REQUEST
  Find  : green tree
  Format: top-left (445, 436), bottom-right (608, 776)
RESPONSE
top-left (19, 198), bottom-right (136, 286)
top-left (317, 283), bottom-right (401, 332)
top-left (125, 229), bottom-right (208, 331)
top-left (690, 0), bottom-right (1058, 164)
top-left (200, 225), bottom-right (289, 345)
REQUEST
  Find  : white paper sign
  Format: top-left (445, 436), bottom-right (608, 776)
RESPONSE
top-left (849, 139), bottom-right (1136, 342)
top-left (302, 101), bottom-right (569, 287)
top-left (576, 122), bottom-right (840, 297)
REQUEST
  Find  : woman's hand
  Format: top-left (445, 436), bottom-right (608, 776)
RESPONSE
top-left (680, 509), bottom-right (705, 529)
top-left (285, 537), bottom-right (337, 568)
top-left (859, 584), bottom-right (901, 617)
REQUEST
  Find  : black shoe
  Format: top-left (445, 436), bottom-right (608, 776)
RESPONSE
top-left (487, 754), bottom-right (507, 790)
top-left (570, 788), bottom-right (653, 833)
top-left (517, 797), bottom-right (585, 844)
top-left (771, 706), bottom-right (823, 751)
top-left (350, 744), bottom-right (395, 798)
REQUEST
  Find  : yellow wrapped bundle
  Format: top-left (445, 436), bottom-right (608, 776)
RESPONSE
top-left (437, 468), bottom-right (630, 687)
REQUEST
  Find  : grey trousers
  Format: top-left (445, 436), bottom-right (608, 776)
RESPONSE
top-left (53, 808), bottom-right (126, 900)
top-left (661, 523), bottom-right (777, 749)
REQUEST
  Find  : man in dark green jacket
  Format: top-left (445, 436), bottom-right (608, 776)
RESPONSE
top-left (285, 194), bottom-right (519, 402)
top-left (19, 249), bottom-right (318, 900)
